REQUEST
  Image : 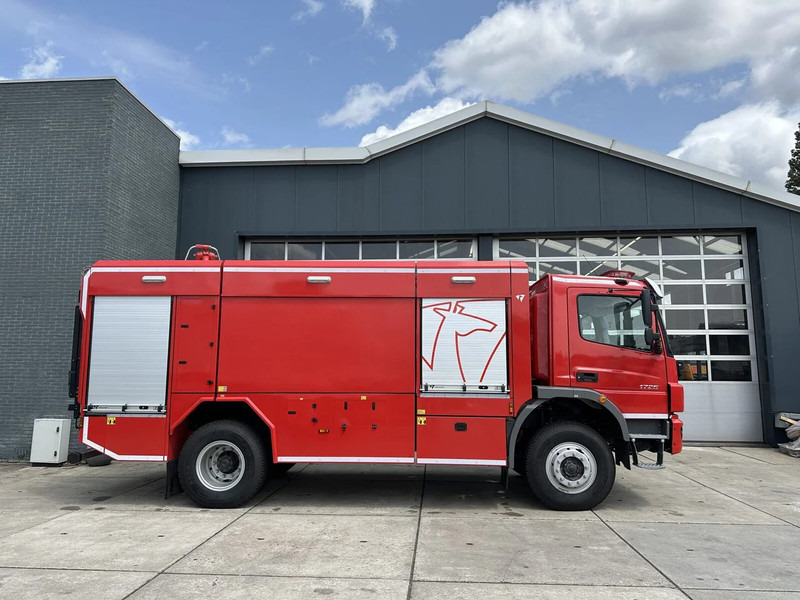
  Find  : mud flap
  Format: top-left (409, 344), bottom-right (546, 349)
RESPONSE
top-left (165, 460), bottom-right (183, 499)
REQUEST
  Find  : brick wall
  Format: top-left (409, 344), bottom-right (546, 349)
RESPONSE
top-left (0, 79), bottom-right (180, 459)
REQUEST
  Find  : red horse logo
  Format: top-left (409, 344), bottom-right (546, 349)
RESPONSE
top-left (421, 300), bottom-right (506, 383)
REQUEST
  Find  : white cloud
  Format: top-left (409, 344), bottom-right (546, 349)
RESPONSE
top-left (19, 41), bottom-right (62, 79)
top-left (306, 53), bottom-right (320, 65)
top-left (223, 73), bottom-right (251, 92)
top-left (293, 0), bottom-right (324, 20)
top-left (432, 0), bottom-right (800, 105)
top-left (320, 70), bottom-right (434, 127)
top-left (161, 117), bottom-right (200, 151)
top-left (221, 126), bottom-right (251, 146)
top-left (359, 98), bottom-right (474, 146)
top-left (715, 78), bottom-right (746, 99)
top-left (750, 46), bottom-right (800, 107)
top-left (659, 83), bottom-right (703, 102)
top-left (98, 50), bottom-right (133, 79)
top-left (0, 76), bottom-right (10, 80)
top-left (247, 45), bottom-right (273, 66)
top-left (343, 0), bottom-right (374, 23)
top-left (669, 102), bottom-right (800, 189)
top-left (195, 41), bottom-right (208, 52)
top-left (324, 0), bottom-right (800, 127)
top-left (378, 26), bottom-right (397, 51)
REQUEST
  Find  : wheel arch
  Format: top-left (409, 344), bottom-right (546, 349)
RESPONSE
top-left (508, 387), bottom-right (629, 472)
top-left (175, 398), bottom-right (276, 462)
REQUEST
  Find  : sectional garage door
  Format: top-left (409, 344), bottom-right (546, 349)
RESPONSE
top-left (497, 233), bottom-right (761, 443)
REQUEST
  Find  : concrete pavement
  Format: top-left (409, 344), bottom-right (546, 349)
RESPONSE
top-left (0, 447), bottom-right (797, 599)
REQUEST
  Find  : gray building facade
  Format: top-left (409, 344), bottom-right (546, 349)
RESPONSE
top-left (1, 79), bottom-right (798, 457)
top-left (0, 78), bottom-right (180, 459)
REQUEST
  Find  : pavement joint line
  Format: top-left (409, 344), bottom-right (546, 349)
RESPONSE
top-left (161, 571), bottom-right (412, 581)
top-left (668, 468), bottom-right (800, 529)
top-left (719, 446), bottom-right (774, 464)
top-left (0, 565), bottom-right (161, 574)
top-left (409, 579), bottom-right (697, 588)
top-left (119, 464), bottom-right (306, 600)
top-left (592, 510), bottom-right (692, 599)
top-left (405, 465), bottom-right (426, 600)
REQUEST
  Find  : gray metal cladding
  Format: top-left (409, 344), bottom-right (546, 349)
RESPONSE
top-left (465, 118), bottom-right (509, 229)
top-left (422, 128), bottom-right (466, 230)
top-left (177, 114), bottom-right (800, 441)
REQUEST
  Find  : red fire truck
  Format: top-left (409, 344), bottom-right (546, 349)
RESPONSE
top-left (68, 245), bottom-right (683, 511)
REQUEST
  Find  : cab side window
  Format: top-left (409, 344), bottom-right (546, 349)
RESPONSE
top-left (578, 295), bottom-right (650, 352)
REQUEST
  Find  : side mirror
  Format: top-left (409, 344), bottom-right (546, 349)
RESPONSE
top-left (644, 326), bottom-right (663, 354)
top-left (640, 288), bottom-right (652, 328)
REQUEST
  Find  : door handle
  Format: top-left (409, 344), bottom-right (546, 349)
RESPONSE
top-left (576, 371), bottom-right (598, 383)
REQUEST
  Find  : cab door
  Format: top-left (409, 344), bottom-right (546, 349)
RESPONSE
top-left (567, 288), bottom-right (668, 416)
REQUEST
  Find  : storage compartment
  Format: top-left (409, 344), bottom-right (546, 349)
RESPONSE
top-left (420, 298), bottom-right (508, 394)
top-left (170, 297), bottom-right (219, 393)
top-left (416, 416), bottom-right (507, 465)
top-left (82, 415), bottom-right (167, 461)
top-left (87, 296), bottom-right (171, 413)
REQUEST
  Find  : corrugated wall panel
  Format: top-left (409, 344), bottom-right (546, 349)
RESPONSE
top-left (746, 199), bottom-right (800, 417)
top-left (379, 144), bottom-right (423, 231)
top-left (645, 168), bottom-right (694, 226)
top-left (254, 166), bottom-right (297, 233)
top-left (178, 168), bottom-right (213, 253)
top-left (422, 128), bottom-right (466, 230)
top-left (296, 166), bottom-right (338, 232)
top-left (599, 154), bottom-right (647, 227)
top-left (465, 119), bottom-right (509, 230)
top-left (338, 162), bottom-right (380, 232)
top-left (693, 184), bottom-right (743, 226)
top-left (554, 140), bottom-right (601, 227)
top-left (509, 127), bottom-right (554, 230)
top-left (211, 167), bottom-right (254, 259)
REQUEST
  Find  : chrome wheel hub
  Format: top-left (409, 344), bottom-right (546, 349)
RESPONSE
top-left (196, 440), bottom-right (245, 491)
top-left (545, 442), bottom-right (597, 494)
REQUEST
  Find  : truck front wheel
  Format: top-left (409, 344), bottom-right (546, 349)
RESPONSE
top-left (178, 420), bottom-right (267, 508)
top-left (525, 421), bottom-right (615, 511)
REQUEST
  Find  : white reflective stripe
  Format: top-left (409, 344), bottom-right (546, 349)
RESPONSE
top-left (417, 458), bottom-right (507, 466)
top-left (623, 413), bottom-right (670, 419)
top-left (80, 270), bottom-right (91, 317)
top-left (91, 266), bottom-right (220, 273)
top-left (101, 450), bottom-right (166, 461)
top-left (418, 268), bottom-right (508, 274)
top-left (227, 267), bottom-right (415, 274)
top-left (277, 456), bottom-right (415, 463)
top-left (82, 416), bottom-right (94, 447)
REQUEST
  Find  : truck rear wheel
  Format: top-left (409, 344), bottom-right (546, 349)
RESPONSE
top-left (178, 420), bottom-right (267, 508)
top-left (525, 421), bottom-right (615, 511)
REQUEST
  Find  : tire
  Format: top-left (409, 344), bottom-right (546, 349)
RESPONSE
top-left (525, 421), bottom-right (615, 511)
top-left (178, 420), bottom-right (267, 508)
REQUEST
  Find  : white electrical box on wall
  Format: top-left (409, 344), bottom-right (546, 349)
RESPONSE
top-left (30, 419), bottom-right (71, 464)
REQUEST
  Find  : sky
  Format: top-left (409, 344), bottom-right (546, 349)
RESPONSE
top-left (1, 0), bottom-right (799, 192)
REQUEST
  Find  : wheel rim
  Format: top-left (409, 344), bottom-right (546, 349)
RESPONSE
top-left (545, 442), bottom-right (597, 494)
top-left (195, 440), bottom-right (245, 492)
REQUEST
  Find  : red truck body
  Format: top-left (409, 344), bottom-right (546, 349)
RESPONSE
top-left (69, 251), bottom-right (682, 510)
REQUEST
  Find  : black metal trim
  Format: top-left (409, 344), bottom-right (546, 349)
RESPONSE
top-left (507, 386), bottom-right (631, 471)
